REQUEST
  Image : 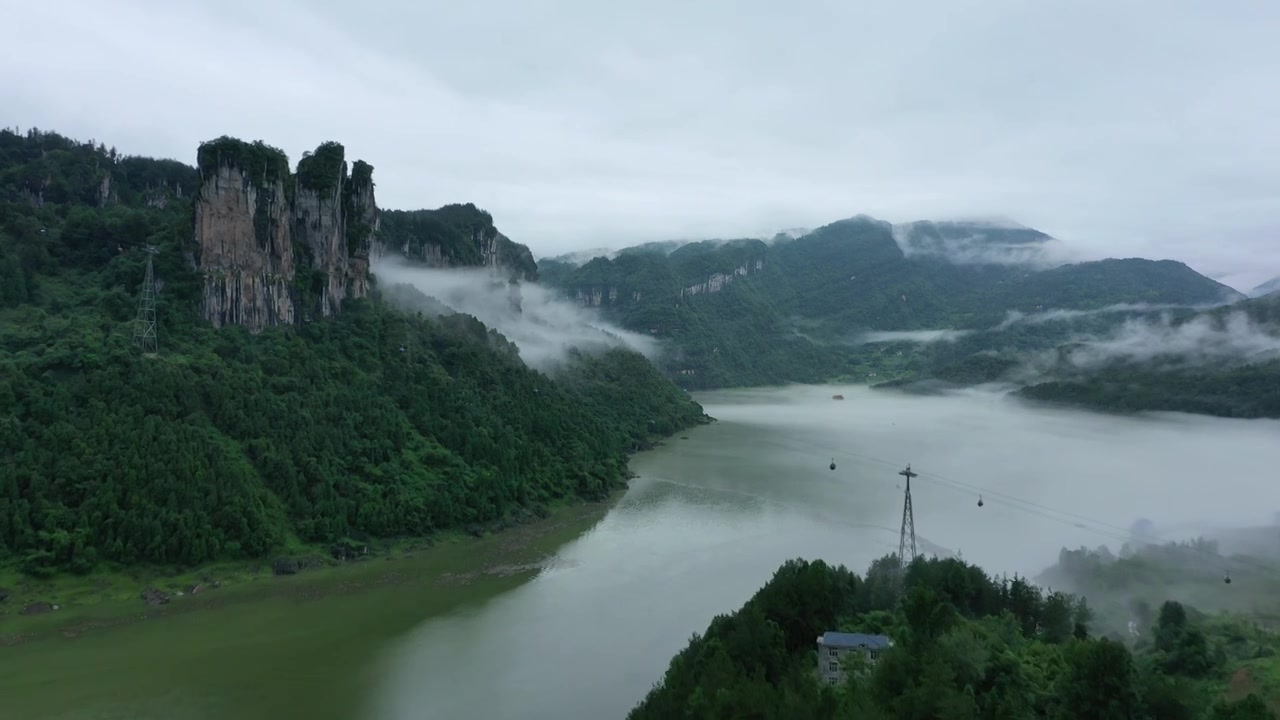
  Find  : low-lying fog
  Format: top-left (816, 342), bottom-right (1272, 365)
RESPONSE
top-left (372, 257), bottom-right (657, 370)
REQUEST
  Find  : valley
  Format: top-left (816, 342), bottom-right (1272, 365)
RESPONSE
top-left (6, 385), bottom-right (1277, 718)
top-left (3, 127), bottom-right (1279, 720)
top-left (7, 4), bottom-right (1279, 718)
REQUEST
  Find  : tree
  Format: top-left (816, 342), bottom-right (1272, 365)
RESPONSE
top-left (1056, 638), bottom-right (1145, 720)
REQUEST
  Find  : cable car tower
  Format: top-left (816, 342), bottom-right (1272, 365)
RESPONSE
top-left (132, 245), bottom-right (159, 356)
top-left (897, 464), bottom-right (918, 568)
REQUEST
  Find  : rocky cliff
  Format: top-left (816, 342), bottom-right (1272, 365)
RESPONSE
top-left (558, 239), bottom-right (768, 311)
top-left (193, 137), bottom-right (379, 332)
top-left (377, 205), bottom-right (539, 281)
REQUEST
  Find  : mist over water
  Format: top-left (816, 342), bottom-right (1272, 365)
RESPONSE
top-left (1059, 310), bottom-right (1280, 369)
top-left (856, 301), bottom-right (1279, 381)
top-left (372, 258), bottom-right (658, 370)
top-left (368, 385), bottom-right (1280, 720)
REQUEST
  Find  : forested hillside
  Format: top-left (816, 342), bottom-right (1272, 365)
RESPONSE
top-left (0, 128), bottom-right (706, 576)
top-left (1013, 294), bottom-right (1280, 418)
top-left (630, 556), bottom-right (1280, 720)
top-left (379, 204), bottom-right (539, 280)
top-left (541, 218), bottom-right (1242, 390)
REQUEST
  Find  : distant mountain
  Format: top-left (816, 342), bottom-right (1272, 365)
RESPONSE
top-left (1011, 293), bottom-right (1280, 417)
top-left (538, 215), bottom-right (1244, 392)
top-left (1250, 276), bottom-right (1280, 297)
top-left (540, 247), bottom-right (616, 266)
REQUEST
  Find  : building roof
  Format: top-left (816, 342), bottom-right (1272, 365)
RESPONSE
top-left (819, 632), bottom-right (892, 649)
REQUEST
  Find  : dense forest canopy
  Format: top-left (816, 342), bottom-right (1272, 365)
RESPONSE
top-left (630, 556), bottom-right (1279, 720)
top-left (0, 128), bottom-right (707, 576)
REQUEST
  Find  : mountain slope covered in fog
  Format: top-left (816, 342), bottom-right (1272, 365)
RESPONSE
top-left (1013, 293), bottom-right (1280, 417)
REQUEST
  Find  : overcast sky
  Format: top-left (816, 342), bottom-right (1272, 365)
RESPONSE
top-left (3, 0), bottom-right (1278, 290)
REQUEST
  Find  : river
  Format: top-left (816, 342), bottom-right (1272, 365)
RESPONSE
top-left (368, 384), bottom-right (1280, 720)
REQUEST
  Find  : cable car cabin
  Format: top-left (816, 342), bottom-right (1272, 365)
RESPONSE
top-left (829, 459), bottom-right (836, 471)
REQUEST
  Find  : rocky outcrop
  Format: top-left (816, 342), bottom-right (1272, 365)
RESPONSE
top-left (194, 162), bottom-right (295, 330)
top-left (142, 181), bottom-right (184, 209)
top-left (97, 173), bottom-right (115, 207)
top-left (376, 205), bottom-right (538, 281)
top-left (679, 259), bottom-right (765, 299)
top-left (140, 587), bottom-right (171, 606)
top-left (192, 137), bottom-right (379, 332)
top-left (292, 151), bottom-right (377, 320)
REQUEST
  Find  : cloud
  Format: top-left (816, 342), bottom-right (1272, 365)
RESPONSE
top-left (858, 329), bottom-right (974, 344)
top-left (3, 0), bottom-right (1279, 288)
top-left (993, 303), bottom-right (1211, 330)
top-left (1059, 311), bottom-right (1280, 370)
top-left (372, 258), bottom-right (659, 371)
top-left (1004, 309), bottom-right (1280, 382)
top-left (891, 221), bottom-right (1084, 268)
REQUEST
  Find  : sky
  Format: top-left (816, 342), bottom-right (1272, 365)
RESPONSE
top-left (3, 0), bottom-right (1279, 291)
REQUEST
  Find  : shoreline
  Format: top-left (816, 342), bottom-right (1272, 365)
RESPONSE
top-left (0, 489), bottom-right (625, 647)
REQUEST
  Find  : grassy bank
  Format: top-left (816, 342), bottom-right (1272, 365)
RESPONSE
top-left (0, 495), bottom-right (618, 720)
top-left (0, 496), bottom-right (573, 644)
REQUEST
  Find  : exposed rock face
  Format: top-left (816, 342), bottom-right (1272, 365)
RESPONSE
top-left (97, 173), bottom-right (114, 207)
top-left (140, 587), bottom-right (171, 606)
top-left (192, 138), bottom-right (379, 332)
top-left (679, 259), bottom-right (765, 299)
top-left (195, 164), bottom-right (295, 331)
top-left (143, 181), bottom-right (183, 209)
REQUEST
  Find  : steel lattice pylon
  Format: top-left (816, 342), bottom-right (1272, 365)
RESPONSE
top-left (897, 464), bottom-right (918, 568)
top-left (132, 246), bottom-right (159, 356)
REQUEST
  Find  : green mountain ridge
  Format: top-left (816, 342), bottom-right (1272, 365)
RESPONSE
top-left (0, 128), bottom-right (706, 576)
top-left (538, 217), bottom-right (1249, 403)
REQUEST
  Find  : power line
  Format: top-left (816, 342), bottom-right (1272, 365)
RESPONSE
top-left (698, 431), bottom-right (1280, 579)
top-left (639, 476), bottom-right (957, 558)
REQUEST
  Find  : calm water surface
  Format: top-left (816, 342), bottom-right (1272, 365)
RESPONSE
top-left (368, 384), bottom-right (1280, 720)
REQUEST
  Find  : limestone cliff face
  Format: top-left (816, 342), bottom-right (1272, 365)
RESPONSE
top-left (194, 164), bottom-right (295, 330)
top-left (679, 259), bottom-right (765, 299)
top-left (292, 157), bottom-right (378, 320)
top-left (193, 138), bottom-right (378, 332)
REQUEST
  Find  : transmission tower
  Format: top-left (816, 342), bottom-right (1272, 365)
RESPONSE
top-left (897, 464), bottom-right (918, 568)
top-left (132, 245), bottom-right (159, 356)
